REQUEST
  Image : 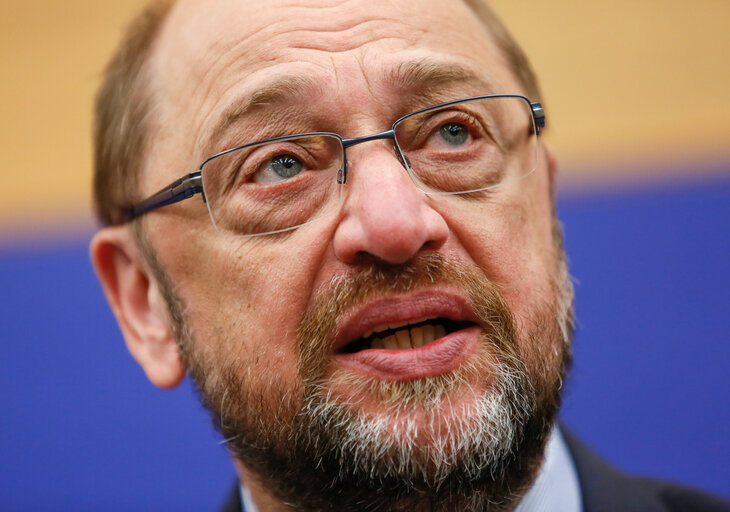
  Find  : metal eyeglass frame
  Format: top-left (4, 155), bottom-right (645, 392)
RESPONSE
top-left (115, 94), bottom-right (545, 225)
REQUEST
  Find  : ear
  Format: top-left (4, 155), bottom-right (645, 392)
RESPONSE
top-left (90, 226), bottom-right (185, 389)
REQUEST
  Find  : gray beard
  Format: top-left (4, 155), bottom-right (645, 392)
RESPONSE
top-left (295, 347), bottom-right (539, 509)
top-left (146, 244), bottom-right (574, 512)
top-left (214, 333), bottom-right (560, 512)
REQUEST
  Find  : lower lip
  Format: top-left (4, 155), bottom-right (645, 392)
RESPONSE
top-left (333, 326), bottom-right (481, 380)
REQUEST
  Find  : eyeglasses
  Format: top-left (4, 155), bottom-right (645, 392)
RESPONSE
top-left (117, 94), bottom-right (545, 236)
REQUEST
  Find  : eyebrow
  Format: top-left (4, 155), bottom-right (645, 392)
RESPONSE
top-left (205, 74), bottom-right (324, 149)
top-left (205, 60), bottom-right (498, 153)
top-left (387, 60), bottom-right (503, 112)
top-left (386, 60), bottom-right (493, 94)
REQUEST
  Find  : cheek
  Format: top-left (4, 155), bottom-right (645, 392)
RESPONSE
top-left (152, 222), bottom-right (325, 391)
top-left (435, 176), bottom-right (557, 323)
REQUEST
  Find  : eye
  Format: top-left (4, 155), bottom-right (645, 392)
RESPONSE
top-left (438, 122), bottom-right (469, 146)
top-left (270, 154), bottom-right (302, 178)
top-left (254, 153), bottom-right (304, 183)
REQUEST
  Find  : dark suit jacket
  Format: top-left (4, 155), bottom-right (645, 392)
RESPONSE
top-left (561, 429), bottom-right (729, 512)
top-left (220, 431), bottom-right (730, 511)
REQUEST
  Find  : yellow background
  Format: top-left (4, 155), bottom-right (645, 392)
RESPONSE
top-left (1, 0), bottom-right (728, 236)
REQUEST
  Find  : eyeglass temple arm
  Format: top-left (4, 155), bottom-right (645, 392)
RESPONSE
top-left (116, 171), bottom-right (203, 224)
top-left (531, 102), bottom-right (545, 134)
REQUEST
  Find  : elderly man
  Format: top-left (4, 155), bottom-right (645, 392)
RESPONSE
top-left (90, 0), bottom-right (729, 510)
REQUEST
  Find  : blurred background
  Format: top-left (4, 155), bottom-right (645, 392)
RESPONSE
top-left (1, 0), bottom-right (728, 510)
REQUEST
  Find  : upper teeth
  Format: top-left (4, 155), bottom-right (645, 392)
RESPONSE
top-left (368, 323), bottom-right (447, 350)
top-left (362, 317), bottom-right (437, 339)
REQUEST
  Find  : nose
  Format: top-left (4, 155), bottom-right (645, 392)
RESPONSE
top-left (333, 145), bottom-right (449, 265)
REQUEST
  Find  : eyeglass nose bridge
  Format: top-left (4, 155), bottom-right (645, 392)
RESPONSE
top-left (339, 129), bottom-right (409, 185)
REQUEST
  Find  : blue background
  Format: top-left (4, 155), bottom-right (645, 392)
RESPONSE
top-left (2, 174), bottom-right (728, 510)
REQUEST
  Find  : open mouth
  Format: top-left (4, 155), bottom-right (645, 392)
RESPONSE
top-left (338, 317), bottom-right (475, 353)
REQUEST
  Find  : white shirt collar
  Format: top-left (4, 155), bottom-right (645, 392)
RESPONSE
top-left (514, 426), bottom-right (583, 512)
top-left (240, 426), bottom-right (582, 512)
top-left (240, 479), bottom-right (257, 512)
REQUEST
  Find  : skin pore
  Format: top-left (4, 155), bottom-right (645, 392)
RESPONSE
top-left (91, 0), bottom-right (575, 510)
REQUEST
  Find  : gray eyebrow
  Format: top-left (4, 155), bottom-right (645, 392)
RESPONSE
top-left (384, 60), bottom-right (501, 104)
top-left (387, 60), bottom-right (486, 90)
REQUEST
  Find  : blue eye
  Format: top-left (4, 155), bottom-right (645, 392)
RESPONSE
top-left (270, 154), bottom-right (303, 178)
top-left (439, 123), bottom-right (469, 145)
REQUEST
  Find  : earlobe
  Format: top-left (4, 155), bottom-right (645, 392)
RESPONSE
top-left (90, 226), bottom-right (186, 389)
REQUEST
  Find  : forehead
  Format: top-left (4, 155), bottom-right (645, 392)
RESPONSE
top-left (156, 0), bottom-right (504, 69)
top-left (146, 0), bottom-right (522, 178)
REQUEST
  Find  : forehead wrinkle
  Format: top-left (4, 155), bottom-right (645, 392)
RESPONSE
top-left (355, 54), bottom-right (380, 110)
top-left (181, 17), bottom-right (409, 156)
top-left (266, 0), bottom-right (426, 51)
top-left (259, 4), bottom-right (431, 56)
top-left (153, 12), bottom-right (281, 166)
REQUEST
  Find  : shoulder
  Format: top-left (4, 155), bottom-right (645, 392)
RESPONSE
top-left (649, 483), bottom-right (730, 512)
top-left (561, 427), bottom-right (730, 512)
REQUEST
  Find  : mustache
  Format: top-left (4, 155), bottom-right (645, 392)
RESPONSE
top-left (297, 252), bottom-right (521, 381)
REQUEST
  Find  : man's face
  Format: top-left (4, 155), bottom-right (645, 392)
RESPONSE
top-left (138, 0), bottom-right (573, 509)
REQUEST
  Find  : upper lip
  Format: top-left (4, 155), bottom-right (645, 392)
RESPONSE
top-left (332, 288), bottom-right (480, 353)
